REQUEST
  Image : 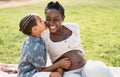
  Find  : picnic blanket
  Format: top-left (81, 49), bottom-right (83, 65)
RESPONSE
top-left (0, 71), bottom-right (17, 77)
top-left (0, 67), bottom-right (119, 77)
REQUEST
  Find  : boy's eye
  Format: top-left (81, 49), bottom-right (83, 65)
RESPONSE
top-left (39, 20), bottom-right (42, 23)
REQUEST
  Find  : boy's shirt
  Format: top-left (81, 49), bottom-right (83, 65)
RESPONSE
top-left (18, 36), bottom-right (47, 77)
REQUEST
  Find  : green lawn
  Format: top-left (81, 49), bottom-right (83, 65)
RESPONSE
top-left (0, 0), bottom-right (120, 66)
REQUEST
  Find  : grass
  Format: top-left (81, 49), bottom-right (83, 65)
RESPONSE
top-left (0, 0), bottom-right (120, 66)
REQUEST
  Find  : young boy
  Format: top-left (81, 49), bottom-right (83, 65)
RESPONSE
top-left (18, 13), bottom-right (71, 77)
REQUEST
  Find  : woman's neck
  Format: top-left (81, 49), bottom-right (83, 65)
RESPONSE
top-left (50, 26), bottom-right (72, 42)
top-left (51, 26), bottom-right (64, 36)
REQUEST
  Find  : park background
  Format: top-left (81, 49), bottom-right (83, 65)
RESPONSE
top-left (0, 0), bottom-right (120, 67)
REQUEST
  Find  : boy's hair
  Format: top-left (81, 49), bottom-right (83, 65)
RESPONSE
top-left (45, 1), bottom-right (65, 17)
top-left (19, 13), bottom-right (39, 35)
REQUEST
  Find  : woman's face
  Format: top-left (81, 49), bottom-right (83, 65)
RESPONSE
top-left (45, 9), bottom-right (64, 33)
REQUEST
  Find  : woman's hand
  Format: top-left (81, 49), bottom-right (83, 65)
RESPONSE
top-left (37, 58), bottom-right (71, 72)
top-left (56, 58), bottom-right (71, 69)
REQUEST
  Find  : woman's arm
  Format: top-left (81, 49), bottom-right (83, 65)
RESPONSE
top-left (56, 68), bottom-right (64, 76)
top-left (37, 62), bottom-right (59, 72)
top-left (37, 58), bottom-right (71, 72)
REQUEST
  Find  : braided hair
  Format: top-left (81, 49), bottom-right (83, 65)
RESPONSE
top-left (19, 13), bottom-right (39, 35)
top-left (45, 1), bottom-right (65, 17)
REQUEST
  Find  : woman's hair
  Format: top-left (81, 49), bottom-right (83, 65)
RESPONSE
top-left (19, 13), bottom-right (38, 35)
top-left (45, 1), bottom-right (65, 17)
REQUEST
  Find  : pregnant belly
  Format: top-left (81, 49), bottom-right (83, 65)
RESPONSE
top-left (55, 50), bottom-right (87, 71)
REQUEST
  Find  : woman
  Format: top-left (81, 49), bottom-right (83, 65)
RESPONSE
top-left (41, 1), bottom-right (114, 77)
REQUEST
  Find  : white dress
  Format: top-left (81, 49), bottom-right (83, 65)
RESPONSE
top-left (41, 22), bottom-right (114, 77)
top-left (41, 22), bottom-right (83, 63)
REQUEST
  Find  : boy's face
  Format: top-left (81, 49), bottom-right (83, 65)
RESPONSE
top-left (31, 16), bottom-right (47, 37)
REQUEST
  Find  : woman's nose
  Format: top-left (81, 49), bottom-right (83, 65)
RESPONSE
top-left (49, 20), bottom-right (55, 25)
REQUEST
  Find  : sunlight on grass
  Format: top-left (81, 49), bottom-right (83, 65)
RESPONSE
top-left (0, 0), bottom-right (120, 66)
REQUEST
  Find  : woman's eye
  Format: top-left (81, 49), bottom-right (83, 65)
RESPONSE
top-left (54, 19), bottom-right (59, 22)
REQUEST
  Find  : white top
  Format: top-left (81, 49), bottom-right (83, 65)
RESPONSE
top-left (41, 23), bottom-right (83, 63)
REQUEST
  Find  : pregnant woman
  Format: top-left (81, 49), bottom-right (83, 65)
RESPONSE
top-left (41, 1), bottom-right (114, 77)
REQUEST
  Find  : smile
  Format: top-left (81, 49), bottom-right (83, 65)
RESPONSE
top-left (50, 26), bottom-right (56, 29)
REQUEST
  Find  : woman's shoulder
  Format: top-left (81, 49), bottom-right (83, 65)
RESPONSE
top-left (63, 22), bottom-right (80, 31)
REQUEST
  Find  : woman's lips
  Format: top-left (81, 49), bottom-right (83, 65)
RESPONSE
top-left (49, 26), bottom-right (56, 29)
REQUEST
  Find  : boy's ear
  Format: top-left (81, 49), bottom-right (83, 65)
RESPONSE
top-left (31, 26), bottom-right (37, 33)
top-left (31, 27), bottom-right (34, 32)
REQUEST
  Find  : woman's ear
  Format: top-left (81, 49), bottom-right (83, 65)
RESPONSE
top-left (62, 16), bottom-right (65, 21)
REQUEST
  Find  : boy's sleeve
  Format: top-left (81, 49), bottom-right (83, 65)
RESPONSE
top-left (28, 42), bottom-right (47, 68)
top-left (18, 37), bottom-right (47, 77)
top-left (18, 40), bottom-right (37, 77)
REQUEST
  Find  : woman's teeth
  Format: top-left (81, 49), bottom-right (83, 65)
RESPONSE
top-left (50, 26), bottom-right (56, 29)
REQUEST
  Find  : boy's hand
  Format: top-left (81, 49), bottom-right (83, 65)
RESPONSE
top-left (0, 64), bottom-right (17, 74)
top-left (57, 58), bottom-right (71, 69)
